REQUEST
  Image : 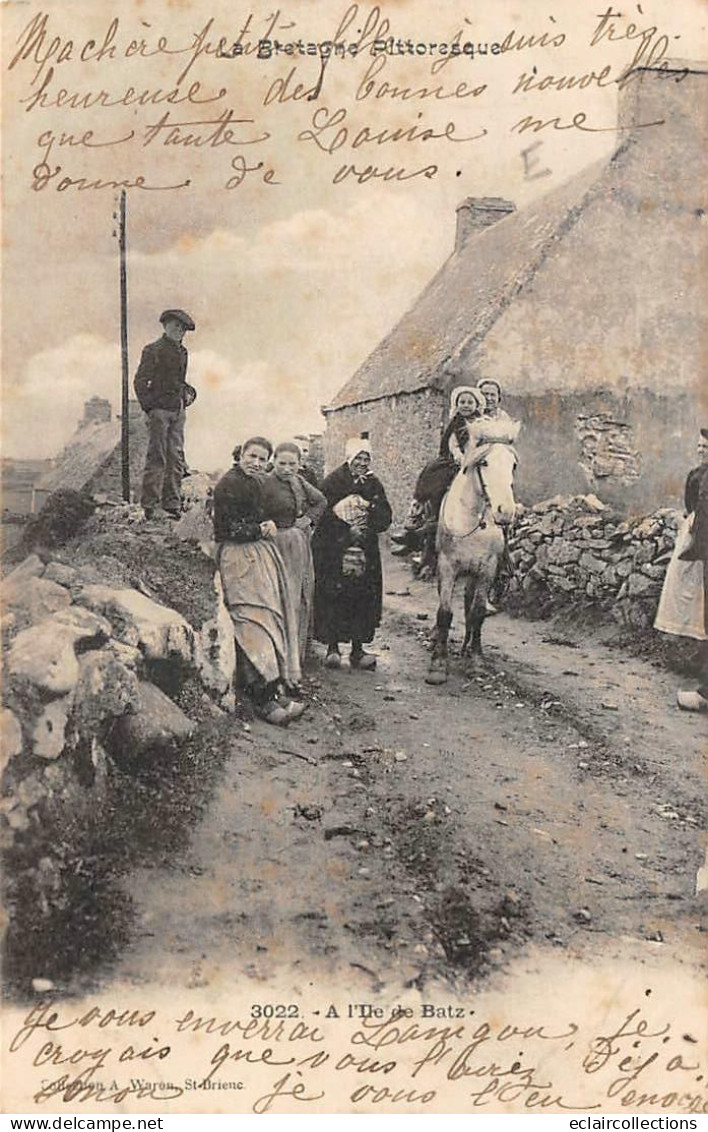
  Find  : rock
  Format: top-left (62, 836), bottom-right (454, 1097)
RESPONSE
top-left (546, 540), bottom-right (582, 566)
top-left (172, 502), bottom-right (216, 555)
top-left (55, 606), bottom-right (112, 638)
top-left (579, 552), bottom-right (606, 575)
top-left (550, 575), bottom-right (577, 592)
top-left (627, 572), bottom-right (661, 597)
top-left (109, 680), bottom-right (196, 760)
top-left (635, 518), bottom-right (662, 539)
top-left (2, 575), bottom-right (71, 630)
top-left (581, 538), bottom-right (613, 550)
top-left (583, 494), bottom-right (607, 512)
top-left (1, 709), bottom-right (23, 773)
top-left (532, 495), bottom-right (570, 514)
top-left (181, 472), bottom-right (214, 508)
top-left (17, 773), bottom-right (46, 809)
top-left (640, 563), bottom-right (667, 580)
top-left (196, 572), bottom-right (236, 697)
top-left (43, 562), bottom-right (80, 588)
top-left (7, 607), bottom-right (110, 695)
top-left (8, 624), bottom-right (78, 692)
top-left (76, 585), bottom-right (197, 665)
top-left (31, 698), bottom-right (71, 760)
top-left (634, 540), bottom-right (657, 565)
top-left (2, 554), bottom-right (45, 585)
top-left (70, 652), bottom-right (141, 738)
top-left (101, 639), bottom-right (143, 671)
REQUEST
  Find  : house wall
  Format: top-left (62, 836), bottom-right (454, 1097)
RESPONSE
top-left (505, 388), bottom-right (696, 515)
top-left (323, 388), bottom-right (446, 520)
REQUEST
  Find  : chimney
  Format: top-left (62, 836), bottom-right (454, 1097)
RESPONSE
top-left (617, 59), bottom-right (706, 135)
top-left (81, 396), bottom-right (112, 427)
top-left (614, 61), bottom-right (707, 205)
top-left (455, 196), bottom-right (515, 253)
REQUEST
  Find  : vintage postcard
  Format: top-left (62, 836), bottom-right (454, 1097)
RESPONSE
top-left (1, 0), bottom-right (707, 1116)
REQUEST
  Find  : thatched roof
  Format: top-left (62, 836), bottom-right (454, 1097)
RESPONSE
top-left (328, 63), bottom-right (708, 412)
top-left (33, 420), bottom-right (121, 494)
top-left (328, 157), bottom-right (608, 412)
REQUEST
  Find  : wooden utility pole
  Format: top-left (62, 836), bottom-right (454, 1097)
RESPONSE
top-left (118, 189), bottom-right (130, 501)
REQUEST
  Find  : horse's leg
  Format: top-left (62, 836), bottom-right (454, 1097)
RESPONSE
top-left (461, 574), bottom-right (475, 657)
top-left (419, 530), bottom-right (437, 581)
top-left (426, 553), bottom-right (456, 684)
top-left (466, 567), bottom-right (495, 669)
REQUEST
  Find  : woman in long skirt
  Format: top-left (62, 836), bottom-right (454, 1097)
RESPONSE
top-left (260, 442), bottom-right (327, 669)
top-left (312, 438), bottom-right (392, 671)
top-left (213, 437), bottom-right (304, 726)
top-left (654, 428), bottom-right (708, 710)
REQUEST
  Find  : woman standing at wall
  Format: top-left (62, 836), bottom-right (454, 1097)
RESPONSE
top-left (654, 428), bottom-right (708, 711)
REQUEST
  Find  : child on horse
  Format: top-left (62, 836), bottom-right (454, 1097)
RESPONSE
top-left (392, 384), bottom-right (487, 554)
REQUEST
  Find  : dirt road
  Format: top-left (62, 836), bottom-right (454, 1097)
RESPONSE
top-left (94, 552), bottom-right (705, 997)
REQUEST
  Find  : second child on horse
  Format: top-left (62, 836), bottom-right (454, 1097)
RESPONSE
top-left (392, 384), bottom-right (487, 558)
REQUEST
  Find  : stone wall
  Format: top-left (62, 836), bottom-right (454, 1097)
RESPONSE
top-left (1, 499), bottom-right (237, 987)
top-left (323, 388), bottom-right (446, 520)
top-left (506, 493), bottom-right (681, 630)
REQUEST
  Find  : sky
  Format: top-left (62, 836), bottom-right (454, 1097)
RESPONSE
top-left (2, 0), bottom-right (706, 472)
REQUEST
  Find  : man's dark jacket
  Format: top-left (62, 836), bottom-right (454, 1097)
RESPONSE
top-left (134, 335), bottom-right (188, 413)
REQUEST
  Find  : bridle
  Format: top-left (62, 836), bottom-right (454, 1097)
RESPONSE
top-left (446, 441), bottom-right (517, 539)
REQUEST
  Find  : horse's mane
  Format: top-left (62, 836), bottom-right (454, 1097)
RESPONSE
top-left (467, 416), bottom-right (521, 448)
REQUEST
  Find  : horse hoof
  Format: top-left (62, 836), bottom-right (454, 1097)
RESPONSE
top-left (426, 668), bottom-right (448, 685)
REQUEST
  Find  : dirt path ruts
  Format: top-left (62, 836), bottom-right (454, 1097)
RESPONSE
top-left (95, 552), bottom-right (705, 999)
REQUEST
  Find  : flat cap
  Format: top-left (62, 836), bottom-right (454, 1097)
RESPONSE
top-left (159, 308), bottom-right (195, 331)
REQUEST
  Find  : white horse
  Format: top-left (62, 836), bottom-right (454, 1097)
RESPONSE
top-left (426, 417), bottom-right (520, 684)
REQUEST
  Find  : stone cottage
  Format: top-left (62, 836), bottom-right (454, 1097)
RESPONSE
top-left (322, 63), bottom-right (707, 520)
top-left (32, 397), bottom-right (148, 512)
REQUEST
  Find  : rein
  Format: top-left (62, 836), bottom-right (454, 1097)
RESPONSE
top-left (445, 441), bottom-right (516, 539)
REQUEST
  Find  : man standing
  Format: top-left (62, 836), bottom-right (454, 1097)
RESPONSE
top-left (134, 308), bottom-right (196, 519)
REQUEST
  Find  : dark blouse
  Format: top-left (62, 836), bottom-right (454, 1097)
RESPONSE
top-left (260, 472), bottom-right (327, 530)
top-left (212, 465), bottom-right (264, 544)
top-left (685, 464), bottom-right (708, 514)
top-left (439, 412), bottom-right (472, 459)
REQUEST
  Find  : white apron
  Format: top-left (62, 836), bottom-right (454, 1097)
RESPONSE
top-left (654, 517), bottom-right (707, 641)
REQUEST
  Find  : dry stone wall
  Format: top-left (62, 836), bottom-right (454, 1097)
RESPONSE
top-left (506, 493), bottom-right (680, 629)
top-left (0, 496), bottom-right (238, 987)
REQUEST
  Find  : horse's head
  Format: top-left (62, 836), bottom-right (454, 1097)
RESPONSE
top-left (461, 419), bottom-right (520, 527)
